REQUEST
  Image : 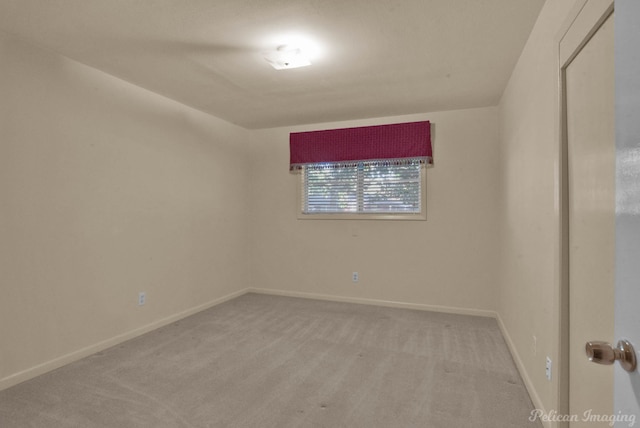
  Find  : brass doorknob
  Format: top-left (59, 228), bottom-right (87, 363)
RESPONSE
top-left (585, 340), bottom-right (637, 372)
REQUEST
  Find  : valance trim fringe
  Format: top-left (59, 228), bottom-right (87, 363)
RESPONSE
top-left (289, 156), bottom-right (432, 172)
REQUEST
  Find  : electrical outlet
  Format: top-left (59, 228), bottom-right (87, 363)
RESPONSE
top-left (545, 356), bottom-right (552, 381)
top-left (352, 272), bottom-right (359, 283)
top-left (138, 292), bottom-right (146, 306)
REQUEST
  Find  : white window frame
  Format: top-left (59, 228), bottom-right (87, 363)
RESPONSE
top-left (297, 163), bottom-right (427, 221)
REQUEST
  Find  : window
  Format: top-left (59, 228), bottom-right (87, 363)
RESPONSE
top-left (302, 160), bottom-right (424, 217)
top-left (290, 121), bottom-right (432, 220)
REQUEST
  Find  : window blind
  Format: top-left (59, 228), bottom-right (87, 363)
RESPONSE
top-left (303, 160), bottom-right (422, 214)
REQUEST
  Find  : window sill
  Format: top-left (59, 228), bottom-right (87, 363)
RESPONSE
top-left (297, 212), bottom-right (426, 221)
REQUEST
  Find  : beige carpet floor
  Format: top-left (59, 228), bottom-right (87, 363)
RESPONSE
top-left (0, 293), bottom-right (541, 427)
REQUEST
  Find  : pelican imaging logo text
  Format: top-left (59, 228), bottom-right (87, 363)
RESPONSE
top-left (529, 409), bottom-right (636, 426)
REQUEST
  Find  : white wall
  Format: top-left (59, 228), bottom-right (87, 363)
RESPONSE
top-left (497, 0), bottom-right (582, 416)
top-left (248, 107), bottom-right (501, 314)
top-left (0, 32), bottom-right (252, 389)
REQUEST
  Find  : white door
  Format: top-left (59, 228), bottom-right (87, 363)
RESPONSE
top-left (613, 0), bottom-right (640, 423)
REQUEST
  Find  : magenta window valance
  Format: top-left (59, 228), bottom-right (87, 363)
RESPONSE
top-left (289, 121), bottom-right (432, 171)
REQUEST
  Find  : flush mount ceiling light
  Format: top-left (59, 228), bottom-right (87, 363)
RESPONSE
top-left (263, 45), bottom-right (312, 70)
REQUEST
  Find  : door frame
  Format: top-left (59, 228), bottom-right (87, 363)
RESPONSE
top-left (557, 0), bottom-right (615, 425)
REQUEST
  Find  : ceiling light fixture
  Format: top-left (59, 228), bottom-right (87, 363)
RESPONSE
top-left (263, 44), bottom-right (312, 70)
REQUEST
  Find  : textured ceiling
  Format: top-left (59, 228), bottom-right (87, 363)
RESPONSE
top-left (0, 0), bottom-right (545, 129)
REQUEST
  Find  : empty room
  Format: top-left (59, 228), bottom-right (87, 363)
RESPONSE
top-left (1, 0), bottom-right (639, 427)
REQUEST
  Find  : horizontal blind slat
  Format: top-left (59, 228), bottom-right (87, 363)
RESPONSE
top-left (303, 162), bottom-right (422, 214)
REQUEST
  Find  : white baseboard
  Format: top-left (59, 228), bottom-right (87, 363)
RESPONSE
top-left (247, 287), bottom-right (497, 318)
top-left (495, 313), bottom-right (550, 428)
top-left (0, 288), bottom-right (247, 392)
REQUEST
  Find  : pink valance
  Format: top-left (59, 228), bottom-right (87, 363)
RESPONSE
top-left (289, 121), bottom-right (432, 171)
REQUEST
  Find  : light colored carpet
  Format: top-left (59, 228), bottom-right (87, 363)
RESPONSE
top-left (0, 293), bottom-right (541, 427)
